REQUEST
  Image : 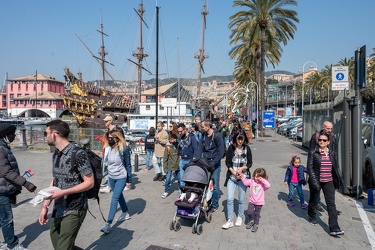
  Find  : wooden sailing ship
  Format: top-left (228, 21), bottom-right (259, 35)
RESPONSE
top-left (63, 2), bottom-right (149, 126)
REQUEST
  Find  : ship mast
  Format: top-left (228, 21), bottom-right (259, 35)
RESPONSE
top-left (195, 0), bottom-right (209, 97)
top-left (97, 21), bottom-right (109, 90)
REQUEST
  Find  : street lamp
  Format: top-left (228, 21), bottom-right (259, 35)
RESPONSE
top-left (302, 61), bottom-right (318, 118)
top-left (367, 55), bottom-right (375, 115)
top-left (322, 82), bottom-right (330, 116)
top-left (285, 84), bottom-right (292, 115)
top-left (246, 81), bottom-right (258, 138)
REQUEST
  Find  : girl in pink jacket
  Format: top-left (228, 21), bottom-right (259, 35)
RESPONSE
top-left (241, 168), bottom-right (270, 232)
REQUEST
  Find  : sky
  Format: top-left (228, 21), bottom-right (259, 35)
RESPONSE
top-left (1, 0), bottom-right (375, 83)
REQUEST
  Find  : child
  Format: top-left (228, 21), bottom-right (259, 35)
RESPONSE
top-left (161, 134), bottom-right (180, 198)
top-left (241, 168), bottom-right (270, 232)
top-left (284, 155), bottom-right (308, 208)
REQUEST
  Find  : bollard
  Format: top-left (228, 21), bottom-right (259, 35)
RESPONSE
top-left (20, 126), bottom-right (27, 150)
top-left (134, 153), bottom-right (139, 172)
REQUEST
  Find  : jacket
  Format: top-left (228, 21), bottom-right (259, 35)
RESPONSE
top-left (178, 133), bottom-right (199, 160)
top-left (224, 144), bottom-right (252, 187)
top-left (284, 165), bottom-right (307, 185)
top-left (0, 141), bottom-right (26, 194)
top-left (308, 130), bottom-right (338, 165)
top-left (154, 130), bottom-right (169, 157)
top-left (307, 148), bottom-right (342, 190)
top-left (145, 133), bottom-right (155, 150)
top-left (198, 130), bottom-right (225, 167)
top-left (163, 142), bottom-right (180, 172)
top-left (103, 144), bottom-right (132, 183)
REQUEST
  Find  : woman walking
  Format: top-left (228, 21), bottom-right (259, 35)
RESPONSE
top-left (307, 131), bottom-right (344, 236)
top-left (100, 129), bottom-right (132, 234)
top-left (222, 131), bottom-right (252, 229)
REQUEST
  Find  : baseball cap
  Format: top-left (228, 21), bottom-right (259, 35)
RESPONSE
top-left (103, 116), bottom-right (113, 122)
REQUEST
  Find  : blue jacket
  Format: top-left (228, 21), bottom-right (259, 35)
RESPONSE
top-left (178, 133), bottom-right (199, 160)
top-left (198, 129), bottom-right (225, 167)
top-left (119, 146), bottom-right (132, 184)
top-left (284, 165), bottom-right (307, 185)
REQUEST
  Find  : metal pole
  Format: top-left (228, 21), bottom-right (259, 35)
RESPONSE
top-left (285, 85), bottom-right (288, 115)
top-left (302, 61), bottom-right (318, 118)
top-left (343, 91), bottom-right (351, 194)
top-left (328, 89), bottom-right (330, 116)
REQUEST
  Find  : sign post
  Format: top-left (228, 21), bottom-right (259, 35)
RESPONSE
top-left (331, 66), bottom-right (349, 91)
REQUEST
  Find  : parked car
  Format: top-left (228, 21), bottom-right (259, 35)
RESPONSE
top-left (362, 120), bottom-right (375, 190)
top-left (277, 117), bottom-right (301, 134)
top-left (288, 125), bottom-right (302, 139)
top-left (295, 126), bottom-right (303, 141)
top-left (280, 119), bottom-right (302, 136)
top-left (285, 121), bottom-right (302, 138)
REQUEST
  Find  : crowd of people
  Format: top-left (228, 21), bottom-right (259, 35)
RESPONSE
top-left (0, 117), bottom-right (345, 249)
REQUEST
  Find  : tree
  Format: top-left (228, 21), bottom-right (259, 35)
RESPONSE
top-left (229, 0), bottom-right (299, 134)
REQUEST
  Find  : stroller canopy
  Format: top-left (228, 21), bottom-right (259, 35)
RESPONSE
top-left (181, 164), bottom-right (210, 185)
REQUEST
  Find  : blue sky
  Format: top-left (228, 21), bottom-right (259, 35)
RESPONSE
top-left (1, 0), bottom-right (374, 83)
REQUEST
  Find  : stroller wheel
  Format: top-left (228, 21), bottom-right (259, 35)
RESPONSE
top-left (192, 224), bottom-right (197, 234)
top-left (206, 213), bottom-right (212, 223)
top-left (196, 224), bottom-right (203, 235)
top-left (169, 221), bottom-right (174, 231)
top-left (173, 221), bottom-right (181, 231)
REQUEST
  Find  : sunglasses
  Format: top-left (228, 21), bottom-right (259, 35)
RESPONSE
top-left (318, 139), bottom-right (328, 142)
top-left (178, 130), bottom-right (183, 133)
top-left (44, 131), bottom-right (59, 137)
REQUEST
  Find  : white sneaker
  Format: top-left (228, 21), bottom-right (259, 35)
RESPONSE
top-left (0, 243), bottom-right (7, 250)
top-left (123, 186), bottom-right (130, 191)
top-left (235, 217), bottom-right (242, 227)
top-left (100, 186), bottom-right (111, 193)
top-left (222, 220), bottom-right (234, 229)
top-left (161, 192), bottom-right (169, 199)
top-left (117, 212), bottom-right (131, 222)
top-left (9, 244), bottom-right (28, 250)
top-left (101, 223), bottom-right (111, 234)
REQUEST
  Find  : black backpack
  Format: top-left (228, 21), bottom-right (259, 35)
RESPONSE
top-left (71, 146), bottom-right (106, 221)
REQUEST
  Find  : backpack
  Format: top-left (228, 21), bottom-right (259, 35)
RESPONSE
top-left (71, 146), bottom-right (106, 221)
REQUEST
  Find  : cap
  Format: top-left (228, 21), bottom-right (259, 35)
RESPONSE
top-left (0, 124), bottom-right (17, 138)
top-left (103, 116), bottom-right (113, 122)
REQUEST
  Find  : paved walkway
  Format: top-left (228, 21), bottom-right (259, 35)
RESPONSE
top-left (7, 133), bottom-right (374, 249)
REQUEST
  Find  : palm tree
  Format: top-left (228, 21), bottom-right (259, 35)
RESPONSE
top-left (229, 0), bottom-right (299, 133)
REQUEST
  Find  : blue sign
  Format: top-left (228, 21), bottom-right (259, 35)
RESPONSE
top-left (134, 119), bottom-right (149, 130)
top-left (336, 73), bottom-right (344, 81)
top-left (263, 111), bottom-right (275, 129)
top-left (286, 107), bottom-right (292, 116)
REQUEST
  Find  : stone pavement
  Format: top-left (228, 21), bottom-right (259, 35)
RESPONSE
top-left (5, 133), bottom-right (374, 250)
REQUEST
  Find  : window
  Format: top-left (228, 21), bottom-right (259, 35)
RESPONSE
top-left (53, 100), bottom-right (56, 104)
top-left (36, 100), bottom-right (40, 104)
top-left (45, 100), bottom-right (49, 104)
top-left (17, 94), bottom-right (21, 97)
top-left (10, 94), bottom-right (14, 99)
top-left (160, 106), bottom-right (164, 110)
top-left (20, 100), bottom-right (24, 104)
top-left (10, 101), bottom-right (15, 104)
top-left (146, 105), bottom-right (150, 110)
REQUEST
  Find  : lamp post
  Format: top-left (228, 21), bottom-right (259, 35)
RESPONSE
top-left (302, 61), bottom-right (318, 118)
top-left (285, 84), bottom-right (291, 115)
top-left (322, 82), bottom-right (330, 116)
top-left (367, 55), bottom-right (375, 115)
top-left (246, 81), bottom-right (258, 138)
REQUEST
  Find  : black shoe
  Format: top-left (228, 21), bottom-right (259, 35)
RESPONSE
top-left (246, 220), bottom-right (254, 229)
top-left (153, 173), bottom-right (162, 181)
top-left (251, 224), bottom-right (258, 232)
top-left (337, 210), bottom-right (342, 215)
top-left (308, 216), bottom-right (317, 225)
top-left (158, 175), bottom-right (166, 182)
top-left (330, 229), bottom-right (344, 236)
top-left (316, 205), bottom-right (324, 212)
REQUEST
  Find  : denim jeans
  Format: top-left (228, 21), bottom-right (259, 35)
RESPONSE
top-left (178, 158), bottom-right (191, 187)
top-left (145, 149), bottom-right (154, 169)
top-left (164, 170), bottom-right (180, 193)
top-left (152, 155), bottom-right (164, 175)
top-left (308, 181), bottom-right (340, 231)
top-left (0, 195), bottom-right (18, 249)
top-left (288, 182), bottom-right (304, 205)
top-left (226, 178), bottom-right (247, 221)
top-left (211, 162), bottom-right (221, 209)
top-left (107, 177), bottom-right (128, 224)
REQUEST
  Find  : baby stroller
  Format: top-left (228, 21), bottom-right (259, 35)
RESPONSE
top-left (170, 159), bottom-right (214, 235)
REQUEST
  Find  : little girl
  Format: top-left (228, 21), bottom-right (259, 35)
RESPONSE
top-left (241, 168), bottom-right (270, 232)
top-left (284, 155), bottom-right (308, 208)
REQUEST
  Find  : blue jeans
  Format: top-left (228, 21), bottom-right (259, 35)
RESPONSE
top-left (178, 158), bottom-right (191, 187)
top-left (211, 163), bottom-right (221, 209)
top-left (288, 182), bottom-right (304, 205)
top-left (164, 170), bottom-right (180, 193)
top-left (0, 195), bottom-right (18, 249)
top-left (226, 178), bottom-right (247, 221)
top-left (152, 155), bottom-right (164, 175)
top-left (107, 177), bottom-right (128, 224)
top-left (145, 149), bottom-right (154, 169)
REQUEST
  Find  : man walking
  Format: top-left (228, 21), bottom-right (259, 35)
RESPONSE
top-left (177, 123), bottom-right (199, 187)
top-left (198, 120), bottom-right (225, 212)
top-left (39, 120), bottom-right (94, 250)
top-left (0, 124), bottom-right (37, 250)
